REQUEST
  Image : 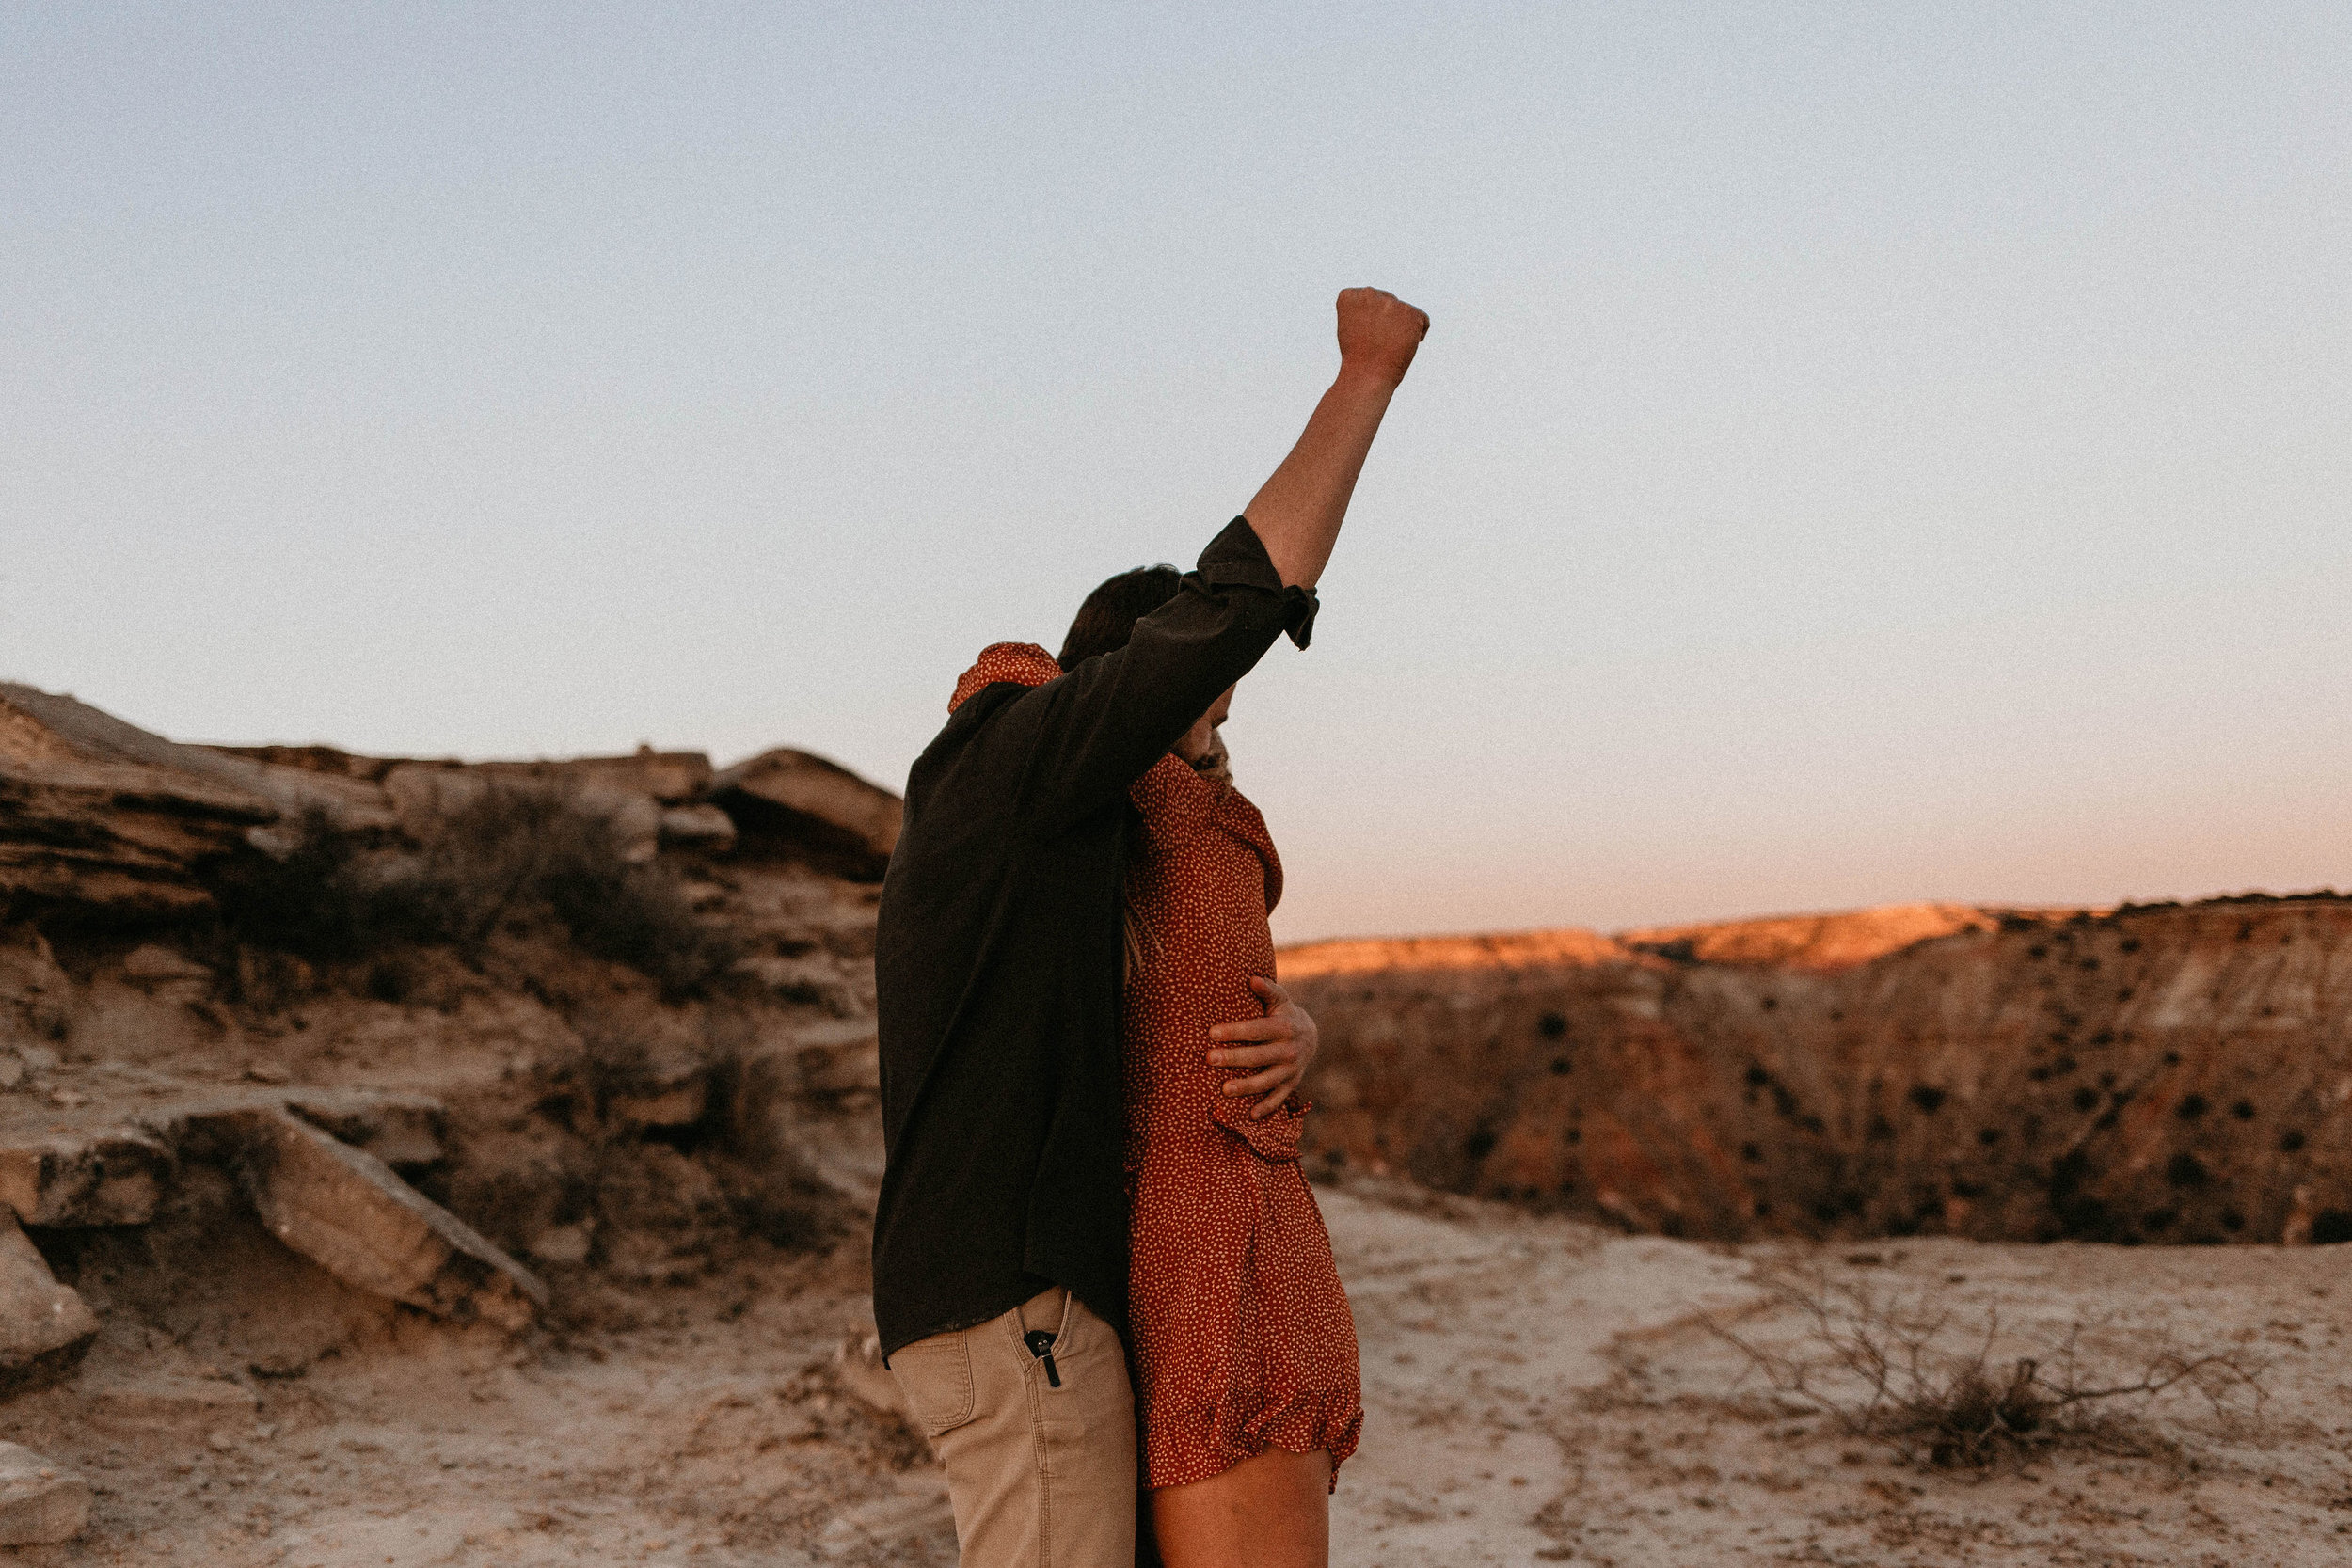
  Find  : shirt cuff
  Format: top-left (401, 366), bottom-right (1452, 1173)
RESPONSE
top-left (1196, 515), bottom-right (1320, 650)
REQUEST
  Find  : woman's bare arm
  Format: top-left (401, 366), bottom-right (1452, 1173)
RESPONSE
top-left (1244, 287), bottom-right (1429, 589)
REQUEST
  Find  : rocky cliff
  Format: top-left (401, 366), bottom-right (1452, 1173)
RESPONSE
top-left (0, 683), bottom-right (902, 1513)
top-left (1284, 898), bottom-right (2352, 1247)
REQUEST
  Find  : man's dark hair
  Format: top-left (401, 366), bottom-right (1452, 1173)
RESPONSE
top-left (1056, 564), bottom-right (1182, 672)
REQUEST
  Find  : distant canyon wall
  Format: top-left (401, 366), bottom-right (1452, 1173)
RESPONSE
top-left (1284, 898), bottom-right (2352, 1246)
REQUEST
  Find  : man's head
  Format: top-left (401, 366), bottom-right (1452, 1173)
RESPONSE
top-left (1058, 565), bottom-right (1232, 768)
top-left (1057, 564), bottom-right (1182, 672)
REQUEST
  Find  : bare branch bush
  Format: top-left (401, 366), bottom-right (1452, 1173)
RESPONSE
top-left (1706, 1262), bottom-right (2266, 1468)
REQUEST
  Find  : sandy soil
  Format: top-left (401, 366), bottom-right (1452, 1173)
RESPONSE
top-left (10, 1178), bottom-right (2349, 1566)
top-left (1324, 1183), bottom-right (2350, 1566)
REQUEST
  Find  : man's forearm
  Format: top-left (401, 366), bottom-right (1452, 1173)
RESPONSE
top-left (1245, 287), bottom-right (1429, 590)
top-left (1244, 368), bottom-right (1402, 589)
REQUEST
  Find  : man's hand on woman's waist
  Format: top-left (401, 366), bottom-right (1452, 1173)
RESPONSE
top-left (1206, 975), bottom-right (1321, 1119)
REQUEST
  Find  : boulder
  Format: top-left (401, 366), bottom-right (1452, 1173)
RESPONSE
top-left (0, 1217), bottom-right (98, 1398)
top-left (377, 764), bottom-right (488, 840)
top-left (0, 1085), bottom-right (456, 1234)
top-left (575, 787), bottom-right (664, 863)
top-left (726, 1020), bottom-right (887, 1206)
top-left (195, 1106), bottom-right (546, 1330)
top-left (707, 749), bottom-right (901, 879)
top-left (659, 802), bottom-right (739, 852)
top-left (0, 1122), bottom-right (169, 1227)
top-left (0, 684), bottom-right (431, 919)
top-left (0, 1442), bottom-right (88, 1545)
top-left (119, 942), bottom-right (215, 1003)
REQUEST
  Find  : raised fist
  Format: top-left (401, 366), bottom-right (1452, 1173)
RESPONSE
top-left (1335, 287), bottom-right (1429, 385)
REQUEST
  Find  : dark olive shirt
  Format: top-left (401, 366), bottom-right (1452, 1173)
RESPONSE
top-left (871, 517), bottom-right (1316, 1358)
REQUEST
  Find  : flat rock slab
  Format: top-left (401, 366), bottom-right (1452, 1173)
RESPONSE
top-left (0, 1122), bottom-right (168, 1227)
top-left (278, 1086), bottom-right (446, 1171)
top-left (197, 1106), bottom-right (546, 1330)
top-left (0, 1082), bottom-right (448, 1227)
top-left (0, 1441), bottom-right (89, 1545)
top-left (0, 1217), bottom-right (97, 1397)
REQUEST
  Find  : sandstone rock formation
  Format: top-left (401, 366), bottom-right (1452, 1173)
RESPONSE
top-left (194, 1105), bottom-right (549, 1329)
top-left (1, 683), bottom-right (898, 923)
top-left (710, 749), bottom-right (902, 879)
top-left (1287, 896), bottom-right (2352, 1246)
top-left (0, 681), bottom-right (898, 1538)
top-left (7, 682), bottom-right (2351, 1560)
top-left (0, 699), bottom-right (278, 921)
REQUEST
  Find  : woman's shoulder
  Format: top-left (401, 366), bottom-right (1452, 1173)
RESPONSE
top-left (1132, 760), bottom-right (1280, 892)
top-left (1128, 752), bottom-right (1217, 832)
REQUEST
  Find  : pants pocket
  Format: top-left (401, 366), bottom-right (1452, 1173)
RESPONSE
top-left (889, 1333), bottom-right (977, 1436)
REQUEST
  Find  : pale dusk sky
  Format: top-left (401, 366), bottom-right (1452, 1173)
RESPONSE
top-left (8, 4), bottom-right (2347, 941)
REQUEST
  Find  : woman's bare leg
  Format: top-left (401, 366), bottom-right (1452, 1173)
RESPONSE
top-left (1150, 1448), bottom-right (1331, 1568)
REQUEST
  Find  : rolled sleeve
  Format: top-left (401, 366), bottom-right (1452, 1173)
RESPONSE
top-left (1196, 516), bottom-right (1319, 650)
top-left (999, 515), bottom-right (1325, 835)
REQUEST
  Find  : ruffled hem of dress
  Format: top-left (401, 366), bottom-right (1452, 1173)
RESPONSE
top-left (1143, 1396), bottom-right (1364, 1495)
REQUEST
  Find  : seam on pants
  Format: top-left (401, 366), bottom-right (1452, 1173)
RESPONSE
top-left (1013, 1291), bottom-right (1058, 1566)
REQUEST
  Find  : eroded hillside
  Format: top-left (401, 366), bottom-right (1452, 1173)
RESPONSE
top-left (1284, 899), bottom-right (2352, 1247)
top-left (5, 682), bottom-right (2348, 1562)
top-left (0, 682), bottom-right (911, 1554)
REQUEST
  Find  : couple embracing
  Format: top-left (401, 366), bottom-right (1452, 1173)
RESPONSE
top-left (872, 286), bottom-right (1428, 1566)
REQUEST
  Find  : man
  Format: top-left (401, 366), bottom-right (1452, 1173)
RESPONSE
top-left (874, 287), bottom-right (1429, 1565)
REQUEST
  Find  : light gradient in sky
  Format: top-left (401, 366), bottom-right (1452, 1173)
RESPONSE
top-left (8, 3), bottom-right (2348, 942)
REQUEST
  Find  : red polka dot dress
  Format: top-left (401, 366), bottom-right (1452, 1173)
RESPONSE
top-left (1120, 744), bottom-right (1362, 1492)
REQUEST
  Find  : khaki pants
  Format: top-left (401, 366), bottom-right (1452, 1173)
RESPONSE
top-left (889, 1287), bottom-right (1137, 1568)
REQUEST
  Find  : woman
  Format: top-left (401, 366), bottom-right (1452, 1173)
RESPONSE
top-left (1122, 688), bottom-right (1361, 1568)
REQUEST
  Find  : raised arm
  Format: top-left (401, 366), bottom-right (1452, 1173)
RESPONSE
top-left (1244, 287), bottom-right (1430, 589)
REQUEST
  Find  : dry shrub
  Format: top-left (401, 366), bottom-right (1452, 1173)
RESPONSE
top-left (1708, 1263), bottom-right (2265, 1467)
top-left (221, 786), bottom-right (739, 996)
top-left (213, 807), bottom-right (385, 961)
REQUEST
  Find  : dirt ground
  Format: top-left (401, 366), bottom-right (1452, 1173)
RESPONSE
top-left (10, 1174), bottom-right (2350, 1566)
